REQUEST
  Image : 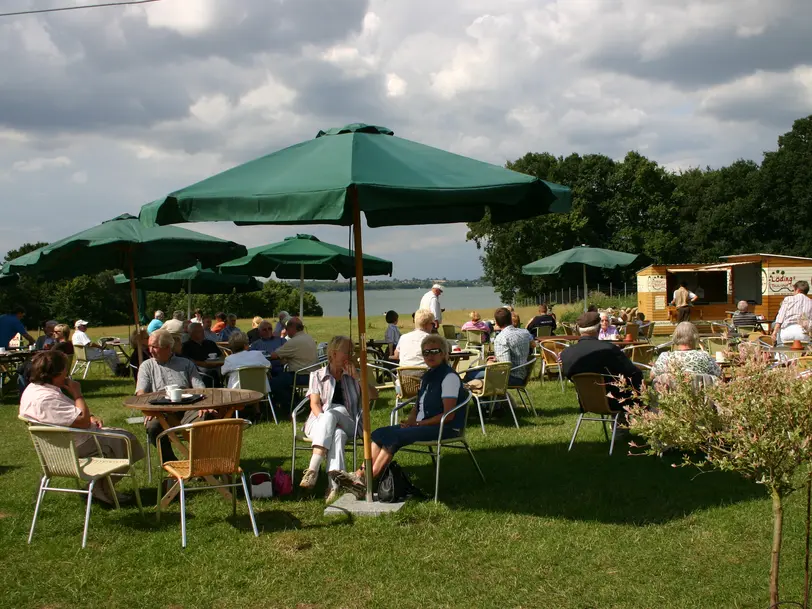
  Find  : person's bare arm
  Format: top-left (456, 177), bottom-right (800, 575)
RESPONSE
top-left (309, 393), bottom-right (323, 417)
top-left (22, 332), bottom-right (36, 345)
top-left (63, 379), bottom-right (93, 428)
top-left (403, 396), bottom-right (456, 427)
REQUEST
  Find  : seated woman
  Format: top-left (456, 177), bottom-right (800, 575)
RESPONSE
top-left (221, 331), bottom-right (270, 392)
top-left (298, 336), bottom-right (367, 503)
top-left (19, 350), bottom-right (145, 504)
top-left (598, 312), bottom-right (619, 340)
top-left (51, 323), bottom-right (74, 356)
top-left (393, 308), bottom-right (435, 367)
top-left (246, 316), bottom-right (264, 343)
top-left (461, 310), bottom-right (490, 341)
top-left (333, 334), bottom-right (466, 498)
top-left (651, 322), bottom-right (722, 383)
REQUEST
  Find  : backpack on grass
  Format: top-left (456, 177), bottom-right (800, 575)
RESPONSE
top-left (377, 461), bottom-right (424, 502)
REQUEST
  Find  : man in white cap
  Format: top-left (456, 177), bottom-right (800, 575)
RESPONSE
top-left (419, 284), bottom-right (444, 326)
top-left (71, 320), bottom-right (120, 373)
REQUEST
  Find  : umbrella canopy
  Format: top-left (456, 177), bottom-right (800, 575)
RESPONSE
top-left (114, 264), bottom-right (262, 294)
top-left (2, 214), bottom-right (247, 364)
top-left (219, 234), bottom-right (392, 279)
top-left (2, 214), bottom-right (246, 279)
top-left (522, 246), bottom-right (640, 312)
top-left (140, 123), bottom-right (571, 229)
top-left (0, 272), bottom-right (19, 287)
top-left (138, 123), bottom-right (572, 502)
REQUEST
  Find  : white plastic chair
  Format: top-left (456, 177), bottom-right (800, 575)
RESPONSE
top-left (70, 344), bottom-right (109, 379)
top-left (24, 423), bottom-right (143, 549)
top-left (231, 366), bottom-right (276, 424)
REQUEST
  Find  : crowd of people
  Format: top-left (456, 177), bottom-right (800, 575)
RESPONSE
top-left (9, 281), bottom-right (812, 506)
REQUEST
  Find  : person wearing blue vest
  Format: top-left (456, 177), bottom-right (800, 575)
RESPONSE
top-left (332, 333), bottom-right (466, 498)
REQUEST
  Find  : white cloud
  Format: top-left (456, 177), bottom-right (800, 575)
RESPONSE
top-left (12, 156), bottom-right (71, 172)
top-left (70, 171), bottom-right (88, 184)
top-left (385, 73), bottom-right (407, 97)
top-left (138, 0), bottom-right (221, 35)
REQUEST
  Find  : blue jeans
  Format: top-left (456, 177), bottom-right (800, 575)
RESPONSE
top-left (371, 424), bottom-right (460, 454)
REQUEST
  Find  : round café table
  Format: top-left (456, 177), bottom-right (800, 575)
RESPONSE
top-left (0, 349), bottom-right (35, 397)
top-left (124, 388), bottom-right (262, 506)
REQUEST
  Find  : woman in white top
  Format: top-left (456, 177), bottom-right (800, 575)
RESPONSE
top-left (393, 309), bottom-right (435, 366)
top-left (19, 350), bottom-right (144, 504)
top-left (299, 336), bottom-right (370, 502)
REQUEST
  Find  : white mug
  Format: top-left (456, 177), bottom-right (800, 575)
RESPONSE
top-left (164, 384), bottom-right (179, 398)
top-left (715, 351), bottom-right (725, 363)
top-left (169, 388), bottom-right (183, 403)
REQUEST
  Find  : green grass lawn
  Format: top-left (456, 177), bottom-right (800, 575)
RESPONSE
top-left (0, 315), bottom-right (806, 608)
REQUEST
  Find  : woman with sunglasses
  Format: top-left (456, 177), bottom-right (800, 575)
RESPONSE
top-left (333, 334), bottom-right (466, 498)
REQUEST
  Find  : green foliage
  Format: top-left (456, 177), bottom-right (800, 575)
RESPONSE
top-left (2, 242), bottom-right (48, 263)
top-left (468, 115), bottom-right (812, 302)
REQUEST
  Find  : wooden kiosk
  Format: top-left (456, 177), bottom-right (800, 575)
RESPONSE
top-left (637, 253), bottom-right (812, 324)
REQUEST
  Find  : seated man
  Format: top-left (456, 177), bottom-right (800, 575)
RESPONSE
top-left (249, 320), bottom-right (285, 375)
top-left (464, 306), bottom-right (532, 386)
top-left (71, 319), bottom-right (120, 373)
top-left (269, 317), bottom-right (318, 407)
top-left (0, 305), bottom-right (35, 350)
top-left (221, 332), bottom-right (271, 392)
top-left (147, 310), bottom-right (164, 335)
top-left (526, 305), bottom-right (556, 335)
top-left (731, 300), bottom-right (758, 328)
top-left (560, 311), bottom-right (643, 418)
top-left (161, 310), bottom-right (185, 335)
top-left (219, 314), bottom-right (241, 341)
top-left (35, 320), bottom-right (58, 350)
top-left (202, 314), bottom-right (220, 342)
top-left (136, 330), bottom-right (206, 462)
top-left (181, 322), bottom-right (223, 387)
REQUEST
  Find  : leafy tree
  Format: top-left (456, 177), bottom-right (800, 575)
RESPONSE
top-left (3, 242), bottom-right (48, 263)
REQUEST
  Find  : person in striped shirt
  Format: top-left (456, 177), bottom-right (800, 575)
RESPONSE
top-left (772, 280), bottom-right (812, 344)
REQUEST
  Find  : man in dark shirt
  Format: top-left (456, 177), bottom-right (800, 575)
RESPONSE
top-left (731, 300), bottom-right (758, 328)
top-left (526, 304), bottom-right (557, 336)
top-left (560, 311), bottom-right (642, 413)
top-left (181, 322), bottom-right (222, 386)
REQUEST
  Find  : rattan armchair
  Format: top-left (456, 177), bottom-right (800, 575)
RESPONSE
top-left (156, 419), bottom-right (258, 548)
top-left (507, 358), bottom-right (538, 416)
top-left (568, 373), bottom-right (624, 456)
top-left (464, 361), bottom-right (515, 434)
top-left (538, 340), bottom-right (568, 391)
top-left (390, 366), bottom-right (428, 425)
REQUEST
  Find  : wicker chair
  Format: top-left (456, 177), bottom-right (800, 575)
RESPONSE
top-left (24, 423), bottom-right (143, 549)
top-left (507, 358), bottom-right (538, 416)
top-left (291, 397), bottom-right (360, 487)
top-left (700, 337), bottom-right (729, 358)
top-left (389, 390), bottom-right (485, 502)
top-left (622, 344), bottom-right (657, 366)
top-left (156, 419), bottom-right (258, 548)
top-left (465, 361), bottom-right (515, 434)
top-left (538, 340), bottom-right (568, 391)
top-left (622, 323), bottom-right (639, 341)
top-left (390, 366), bottom-right (428, 425)
top-left (568, 373), bottom-right (624, 456)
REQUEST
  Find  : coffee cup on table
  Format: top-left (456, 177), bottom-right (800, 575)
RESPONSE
top-left (715, 351), bottom-right (725, 363)
top-left (0, 347), bottom-right (6, 354)
top-left (169, 388), bottom-right (183, 403)
top-left (164, 384), bottom-right (179, 399)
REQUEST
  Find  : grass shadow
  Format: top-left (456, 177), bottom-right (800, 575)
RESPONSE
top-left (0, 465), bottom-right (20, 476)
top-left (398, 440), bottom-right (765, 525)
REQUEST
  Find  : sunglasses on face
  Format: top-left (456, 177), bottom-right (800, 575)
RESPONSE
top-left (422, 348), bottom-right (443, 356)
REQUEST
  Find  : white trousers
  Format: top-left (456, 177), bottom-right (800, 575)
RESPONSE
top-left (780, 324), bottom-right (809, 344)
top-left (304, 406), bottom-right (356, 477)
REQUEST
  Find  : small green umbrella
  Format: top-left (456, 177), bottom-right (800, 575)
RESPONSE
top-left (114, 264), bottom-right (262, 319)
top-left (218, 234), bottom-right (392, 317)
top-left (139, 123), bottom-right (572, 501)
top-left (521, 246), bottom-right (640, 312)
top-left (3, 214), bottom-right (247, 364)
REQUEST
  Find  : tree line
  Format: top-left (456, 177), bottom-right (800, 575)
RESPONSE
top-left (467, 115), bottom-right (812, 302)
top-left (0, 242), bottom-right (322, 329)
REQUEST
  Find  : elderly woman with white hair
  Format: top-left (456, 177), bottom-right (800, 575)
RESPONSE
top-left (598, 312), bottom-right (619, 340)
top-left (651, 322), bottom-right (722, 382)
top-left (393, 308), bottom-right (435, 366)
top-left (299, 336), bottom-right (377, 502)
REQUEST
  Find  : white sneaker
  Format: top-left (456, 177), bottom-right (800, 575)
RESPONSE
top-left (299, 469), bottom-right (318, 489)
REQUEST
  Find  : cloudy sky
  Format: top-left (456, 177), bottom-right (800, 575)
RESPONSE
top-left (1, 0), bottom-right (810, 279)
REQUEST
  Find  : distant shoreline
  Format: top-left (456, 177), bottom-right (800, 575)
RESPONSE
top-left (282, 280), bottom-right (491, 293)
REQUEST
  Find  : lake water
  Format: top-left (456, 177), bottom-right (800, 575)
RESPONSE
top-left (314, 286), bottom-right (503, 318)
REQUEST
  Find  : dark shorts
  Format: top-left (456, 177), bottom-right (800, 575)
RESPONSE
top-left (371, 424), bottom-right (460, 454)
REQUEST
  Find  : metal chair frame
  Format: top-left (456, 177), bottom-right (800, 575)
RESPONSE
top-left (507, 358), bottom-right (538, 416)
top-left (390, 366), bottom-right (428, 425)
top-left (390, 390), bottom-right (485, 502)
top-left (286, 359), bottom-right (328, 410)
top-left (568, 373), bottom-right (623, 456)
top-left (70, 344), bottom-right (110, 379)
top-left (156, 419), bottom-right (258, 548)
top-left (232, 365), bottom-right (276, 424)
top-left (538, 340), bottom-right (568, 392)
top-left (24, 423), bottom-right (143, 549)
top-left (290, 397), bottom-right (360, 487)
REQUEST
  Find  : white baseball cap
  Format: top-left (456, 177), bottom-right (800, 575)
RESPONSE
top-left (74, 319), bottom-right (89, 328)
top-left (432, 283), bottom-right (444, 291)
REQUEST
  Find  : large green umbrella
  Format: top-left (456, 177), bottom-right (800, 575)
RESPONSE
top-left (139, 123), bottom-right (571, 501)
top-left (218, 234), bottom-right (392, 317)
top-left (521, 246), bottom-right (640, 312)
top-left (3, 214), bottom-right (247, 363)
top-left (114, 263), bottom-right (262, 319)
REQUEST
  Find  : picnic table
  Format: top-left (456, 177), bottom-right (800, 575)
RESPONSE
top-left (124, 388), bottom-right (262, 506)
top-left (0, 349), bottom-right (35, 396)
top-left (448, 350), bottom-right (475, 370)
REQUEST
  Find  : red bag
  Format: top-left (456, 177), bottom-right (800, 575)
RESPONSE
top-left (272, 467), bottom-right (293, 496)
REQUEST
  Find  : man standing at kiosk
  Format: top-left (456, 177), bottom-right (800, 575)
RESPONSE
top-left (671, 282), bottom-right (698, 322)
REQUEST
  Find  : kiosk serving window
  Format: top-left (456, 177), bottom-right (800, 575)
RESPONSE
top-left (666, 271), bottom-right (728, 304)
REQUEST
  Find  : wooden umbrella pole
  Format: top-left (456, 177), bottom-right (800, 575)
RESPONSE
top-left (351, 187), bottom-right (374, 502)
top-left (128, 251), bottom-right (143, 367)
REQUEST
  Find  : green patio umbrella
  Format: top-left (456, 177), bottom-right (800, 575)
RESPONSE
top-left (139, 123), bottom-right (572, 501)
top-left (0, 272), bottom-right (19, 287)
top-left (2, 214), bottom-right (247, 364)
top-left (521, 246), bottom-right (640, 312)
top-left (218, 234), bottom-right (393, 317)
top-left (114, 263), bottom-right (262, 319)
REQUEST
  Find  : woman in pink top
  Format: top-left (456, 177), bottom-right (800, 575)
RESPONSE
top-left (19, 350), bottom-right (144, 504)
top-left (461, 310), bottom-right (491, 340)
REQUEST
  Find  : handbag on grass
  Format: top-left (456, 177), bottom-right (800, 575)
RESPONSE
top-left (377, 461), bottom-right (424, 502)
top-left (272, 467), bottom-right (293, 496)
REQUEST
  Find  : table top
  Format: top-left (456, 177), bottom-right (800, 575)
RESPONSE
top-left (539, 336), bottom-right (580, 342)
top-left (124, 387), bottom-right (263, 412)
top-left (449, 351), bottom-right (473, 360)
top-left (0, 349), bottom-right (35, 359)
